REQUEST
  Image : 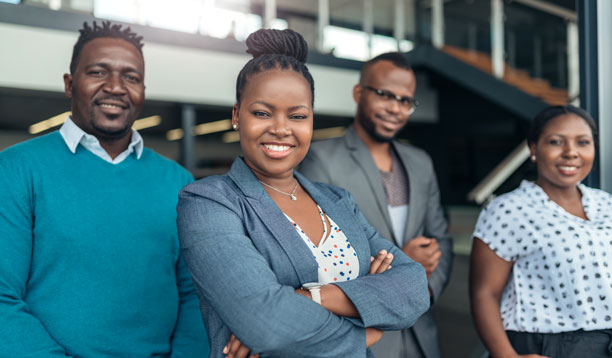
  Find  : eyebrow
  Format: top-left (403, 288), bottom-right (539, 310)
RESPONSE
top-left (251, 101), bottom-right (310, 111)
top-left (84, 63), bottom-right (144, 77)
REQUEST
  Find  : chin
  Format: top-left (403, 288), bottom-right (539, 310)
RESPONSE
top-left (93, 123), bottom-right (132, 138)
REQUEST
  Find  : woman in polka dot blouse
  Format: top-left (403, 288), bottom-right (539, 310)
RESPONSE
top-left (177, 29), bottom-right (430, 358)
top-left (470, 105), bottom-right (612, 358)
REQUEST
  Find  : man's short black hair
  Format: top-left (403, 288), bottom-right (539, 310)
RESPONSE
top-left (359, 52), bottom-right (413, 84)
top-left (70, 21), bottom-right (144, 74)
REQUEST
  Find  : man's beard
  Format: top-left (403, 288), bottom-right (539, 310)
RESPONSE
top-left (89, 108), bottom-right (133, 139)
top-left (356, 107), bottom-right (395, 143)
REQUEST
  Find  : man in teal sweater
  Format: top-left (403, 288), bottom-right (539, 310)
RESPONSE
top-left (0, 21), bottom-right (209, 357)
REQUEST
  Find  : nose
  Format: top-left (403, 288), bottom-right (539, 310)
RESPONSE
top-left (103, 73), bottom-right (127, 95)
top-left (562, 141), bottom-right (579, 158)
top-left (385, 98), bottom-right (401, 114)
top-left (269, 116), bottom-right (291, 137)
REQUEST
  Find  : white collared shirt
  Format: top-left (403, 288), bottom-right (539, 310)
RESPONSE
top-left (59, 116), bottom-right (143, 164)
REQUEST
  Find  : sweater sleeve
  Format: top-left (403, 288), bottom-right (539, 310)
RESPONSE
top-left (332, 189), bottom-right (431, 330)
top-left (170, 255), bottom-right (211, 358)
top-left (177, 188), bottom-right (367, 357)
top-left (0, 156), bottom-right (73, 357)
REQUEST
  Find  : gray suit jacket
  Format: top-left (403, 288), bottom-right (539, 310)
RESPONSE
top-left (299, 126), bottom-right (453, 358)
top-left (177, 157), bottom-right (430, 358)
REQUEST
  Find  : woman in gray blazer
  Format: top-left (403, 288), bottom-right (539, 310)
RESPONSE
top-left (177, 29), bottom-right (429, 358)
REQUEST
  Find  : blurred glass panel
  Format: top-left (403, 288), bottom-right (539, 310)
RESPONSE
top-left (0, 0), bottom-right (21, 4)
top-left (200, 5), bottom-right (262, 40)
top-left (323, 25), bottom-right (368, 61)
top-left (94, 0), bottom-right (139, 24)
top-left (142, 0), bottom-right (202, 33)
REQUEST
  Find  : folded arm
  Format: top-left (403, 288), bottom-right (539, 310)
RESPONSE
top-left (331, 189), bottom-right (431, 330)
top-left (0, 158), bottom-right (72, 357)
top-left (177, 187), bottom-right (367, 357)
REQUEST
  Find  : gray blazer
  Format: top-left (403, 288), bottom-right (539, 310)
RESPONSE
top-left (177, 157), bottom-right (430, 358)
top-left (299, 126), bottom-right (453, 358)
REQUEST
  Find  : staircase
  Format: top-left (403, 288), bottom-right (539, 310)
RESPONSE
top-left (443, 46), bottom-right (569, 106)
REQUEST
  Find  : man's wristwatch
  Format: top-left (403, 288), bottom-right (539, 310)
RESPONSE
top-left (301, 282), bottom-right (323, 304)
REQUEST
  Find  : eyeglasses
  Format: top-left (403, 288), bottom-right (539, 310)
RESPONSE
top-left (363, 85), bottom-right (419, 114)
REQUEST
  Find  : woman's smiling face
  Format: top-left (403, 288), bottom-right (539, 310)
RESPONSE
top-left (233, 69), bottom-right (313, 180)
top-left (531, 113), bottom-right (595, 190)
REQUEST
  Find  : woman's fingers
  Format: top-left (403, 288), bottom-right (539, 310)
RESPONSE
top-left (369, 250), bottom-right (394, 274)
top-left (223, 334), bottom-right (254, 358)
top-left (223, 335), bottom-right (235, 354)
top-left (376, 252), bottom-right (394, 273)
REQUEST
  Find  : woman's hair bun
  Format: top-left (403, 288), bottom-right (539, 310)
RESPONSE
top-left (245, 29), bottom-right (308, 63)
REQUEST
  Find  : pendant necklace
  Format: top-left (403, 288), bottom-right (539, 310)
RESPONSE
top-left (259, 180), bottom-right (299, 201)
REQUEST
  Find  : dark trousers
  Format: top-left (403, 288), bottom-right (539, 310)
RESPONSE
top-left (506, 329), bottom-right (612, 358)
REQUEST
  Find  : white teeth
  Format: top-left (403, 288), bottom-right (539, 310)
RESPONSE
top-left (264, 144), bottom-right (290, 152)
top-left (100, 103), bottom-right (122, 108)
top-left (559, 166), bottom-right (577, 171)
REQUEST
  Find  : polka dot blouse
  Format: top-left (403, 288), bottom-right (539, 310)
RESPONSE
top-left (474, 180), bottom-right (612, 333)
top-left (285, 206), bottom-right (359, 285)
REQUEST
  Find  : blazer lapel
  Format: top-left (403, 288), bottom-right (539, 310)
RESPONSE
top-left (345, 127), bottom-right (395, 243)
top-left (227, 158), bottom-right (319, 284)
top-left (296, 171), bottom-right (372, 278)
top-left (392, 142), bottom-right (423, 243)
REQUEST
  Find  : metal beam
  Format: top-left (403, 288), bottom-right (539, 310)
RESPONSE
top-left (513, 0), bottom-right (577, 21)
top-left (468, 141), bottom-right (530, 204)
top-left (363, 0), bottom-right (374, 58)
top-left (491, 0), bottom-right (504, 79)
top-left (264, 0), bottom-right (277, 29)
top-left (578, 0), bottom-right (599, 188)
top-left (394, 0), bottom-right (405, 50)
top-left (317, 0), bottom-right (329, 53)
top-left (567, 21), bottom-right (580, 102)
top-left (597, 0), bottom-right (612, 192)
top-left (431, 0), bottom-right (444, 48)
top-left (181, 105), bottom-right (196, 174)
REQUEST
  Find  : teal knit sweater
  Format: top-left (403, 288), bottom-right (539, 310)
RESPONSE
top-left (0, 132), bottom-right (209, 357)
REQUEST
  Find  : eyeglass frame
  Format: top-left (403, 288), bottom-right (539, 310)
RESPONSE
top-left (362, 85), bottom-right (419, 114)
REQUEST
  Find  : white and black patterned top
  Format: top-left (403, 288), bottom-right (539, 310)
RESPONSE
top-left (473, 180), bottom-right (612, 333)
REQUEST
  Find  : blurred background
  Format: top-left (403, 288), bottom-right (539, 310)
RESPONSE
top-left (1, 1), bottom-right (610, 356)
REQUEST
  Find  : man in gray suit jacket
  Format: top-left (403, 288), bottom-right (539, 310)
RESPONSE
top-left (300, 52), bottom-right (453, 358)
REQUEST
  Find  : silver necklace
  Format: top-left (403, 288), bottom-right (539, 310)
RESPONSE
top-left (259, 180), bottom-right (299, 201)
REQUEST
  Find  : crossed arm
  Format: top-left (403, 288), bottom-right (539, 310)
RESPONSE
top-left (177, 185), bottom-right (429, 358)
top-left (224, 251), bottom-right (395, 358)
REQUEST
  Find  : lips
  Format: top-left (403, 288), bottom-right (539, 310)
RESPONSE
top-left (376, 115), bottom-right (402, 131)
top-left (94, 98), bottom-right (129, 115)
top-left (261, 142), bottom-right (294, 159)
top-left (557, 164), bottom-right (580, 176)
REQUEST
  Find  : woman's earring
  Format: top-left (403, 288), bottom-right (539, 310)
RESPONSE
top-left (232, 124), bottom-right (238, 130)
top-left (530, 155), bottom-right (536, 162)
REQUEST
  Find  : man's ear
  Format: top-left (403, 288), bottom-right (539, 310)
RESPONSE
top-left (352, 84), bottom-right (362, 104)
top-left (63, 73), bottom-right (73, 98)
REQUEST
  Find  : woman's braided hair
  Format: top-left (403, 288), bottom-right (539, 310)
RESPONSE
top-left (236, 29), bottom-right (314, 105)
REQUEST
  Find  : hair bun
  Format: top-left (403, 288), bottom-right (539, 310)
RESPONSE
top-left (245, 29), bottom-right (308, 63)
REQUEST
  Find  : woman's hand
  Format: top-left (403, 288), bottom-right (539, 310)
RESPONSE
top-left (223, 334), bottom-right (259, 358)
top-left (369, 249), bottom-right (394, 274)
top-left (365, 327), bottom-right (384, 348)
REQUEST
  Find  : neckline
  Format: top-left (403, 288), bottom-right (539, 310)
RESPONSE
top-left (284, 205), bottom-right (330, 248)
top-left (522, 180), bottom-right (591, 222)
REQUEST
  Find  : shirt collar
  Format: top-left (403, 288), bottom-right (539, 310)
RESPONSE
top-left (59, 116), bottom-right (144, 159)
